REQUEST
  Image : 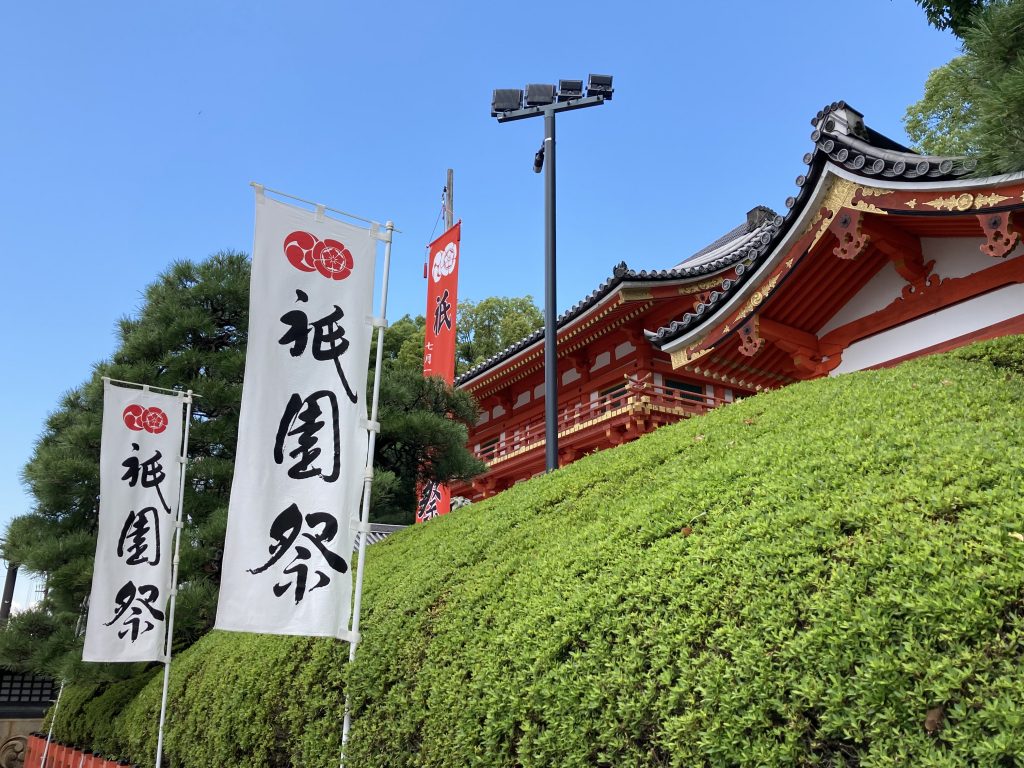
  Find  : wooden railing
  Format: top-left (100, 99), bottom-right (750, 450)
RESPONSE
top-left (473, 378), bottom-right (728, 464)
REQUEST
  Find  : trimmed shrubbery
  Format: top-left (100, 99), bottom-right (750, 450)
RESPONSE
top-left (49, 337), bottom-right (1024, 766)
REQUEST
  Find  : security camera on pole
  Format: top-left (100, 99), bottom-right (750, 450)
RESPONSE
top-left (491, 75), bottom-right (613, 472)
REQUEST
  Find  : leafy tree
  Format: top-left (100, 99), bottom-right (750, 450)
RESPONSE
top-left (904, 0), bottom-right (1024, 174)
top-left (960, 0), bottom-right (1024, 174)
top-left (370, 313), bottom-right (427, 374)
top-left (371, 372), bottom-right (485, 525)
top-left (913, 0), bottom-right (987, 35)
top-left (904, 55), bottom-right (978, 156)
top-left (456, 296), bottom-right (543, 375)
top-left (0, 253), bottom-right (249, 680)
top-left (366, 313), bottom-right (485, 523)
top-left (0, 253), bottom-right (484, 677)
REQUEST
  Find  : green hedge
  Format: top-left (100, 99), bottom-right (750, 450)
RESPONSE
top-left (50, 337), bottom-right (1024, 766)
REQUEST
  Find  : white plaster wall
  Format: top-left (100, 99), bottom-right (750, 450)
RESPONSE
top-left (514, 391), bottom-right (531, 408)
top-left (831, 283), bottom-right (1024, 374)
top-left (591, 351), bottom-right (611, 370)
top-left (614, 341), bottom-right (636, 359)
top-left (563, 368), bottom-right (581, 385)
top-left (820, 237), bottom-right (1013, 336)
top-left (925, 236), bottom-right (1013, 280)
top-left (492, 405), bottom-right (505, 418)
top-left (534, 383), bottom-right (544, 398)
top-left (819, 261), bottom-right (906, 336)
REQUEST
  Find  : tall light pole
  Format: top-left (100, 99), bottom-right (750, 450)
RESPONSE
top-left (491, 75), bottom-right (613, 472)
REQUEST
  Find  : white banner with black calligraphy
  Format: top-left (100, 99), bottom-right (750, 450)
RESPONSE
top-left (83, 382), bottom-right (185, 662)
top-left (215, 194), bottom-right (375, 640)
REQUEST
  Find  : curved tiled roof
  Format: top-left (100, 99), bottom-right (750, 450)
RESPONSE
top-left (457, 101), bottom-right (978, 385)
top-left (649, 101), bottom-right (976, 348)
top-left (455, 209), bottom-right (783, 386)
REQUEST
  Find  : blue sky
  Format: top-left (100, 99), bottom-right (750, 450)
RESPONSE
top-left (0, 1), bottom-right (959, 606)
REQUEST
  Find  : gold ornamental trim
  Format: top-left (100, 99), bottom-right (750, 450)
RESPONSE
top-left (677, 277), bottom-right (725, 296)
top-left (734, 273), bottom-right (782, 323)
top-left (670, 344), bottom-right (714, 369)
top-left (801, 177), bottom-right (892, 247)
top-left (922, 192), bottom-right (1010, 212)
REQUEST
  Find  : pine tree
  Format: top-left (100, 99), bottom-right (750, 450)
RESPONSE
top-left (904, 0), bottom-right (1024, 175)
top-left (0, 252), bottom-right (485, 677)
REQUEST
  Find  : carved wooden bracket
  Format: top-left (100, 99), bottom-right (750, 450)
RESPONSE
top-left (737, 317), bottom-right (765, 357)
top-left (758, 317), bottom-right (832, 378)
top-left (871, 224), bottom-right (928, 284)
top-left (978, 211), bottom-right (1023, 258)
top-left (829, 208), bottom-right (871, 260)
top-left (472, 476), bottom-right (497, 493)
top-left (569, 349), bottom-right (591, 373)
top-left (828, 208), bottom-right (930, 284)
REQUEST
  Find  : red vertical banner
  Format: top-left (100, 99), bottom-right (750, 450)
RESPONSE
top-left (417, 222), bottom-right (461, 523)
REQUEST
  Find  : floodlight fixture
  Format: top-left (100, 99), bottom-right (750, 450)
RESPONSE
top-left (525, 83), bottom-right (557, 107)
top-left (557, 79), bottom-right (584, 102)
top-left (586, 73), bottom-right (614, 100)
top-left (491, 88), bottom-right (524, 117)
top-left (490, 73), bottom-right (613, 473)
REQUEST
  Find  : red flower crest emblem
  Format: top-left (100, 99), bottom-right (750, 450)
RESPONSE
top-left (284, 231), bottom-right (353, 281)
top-left (122, 405), bottom-right (169, 434)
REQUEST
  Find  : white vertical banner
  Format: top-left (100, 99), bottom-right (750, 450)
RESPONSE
top-left (215, 193), bottom-right (375, 640)
top-left (83, 381), bottom-right (186, 662)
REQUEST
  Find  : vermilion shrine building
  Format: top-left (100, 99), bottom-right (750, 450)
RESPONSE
top-left (450, 102), bottom-right (1024, 501)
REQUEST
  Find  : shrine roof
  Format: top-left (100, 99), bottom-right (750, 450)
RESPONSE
top-left (455, 208), bottom-right (783, 387)
top-left (648, 101), bottom-right (979, 349)
top-left (456, 101), bottom-right (983, 388)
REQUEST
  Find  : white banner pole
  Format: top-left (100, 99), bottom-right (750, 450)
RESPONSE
top-left (340, 220), bottom-right (394, 766)
top-left (41, 681), bottom-right (63, 767)
top-left (43, 606), bottom-right (86, 767)
top-left (155, 390), bottom-right (194, 768)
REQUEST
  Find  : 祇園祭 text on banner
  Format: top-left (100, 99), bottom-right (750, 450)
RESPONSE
top-left (215, 194), bottom-right (375, 641)
top-left (83, 382), bottom-right (185, 662)
top-left (417, 222), bottom-right (461, 523)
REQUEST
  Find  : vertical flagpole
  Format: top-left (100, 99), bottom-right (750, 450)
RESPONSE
top-left (340, 220), bottom-right (394, 766)
top-left (42, 607), bottom-right (86, 768)
top-left (445, 169), bottom-right (454, 230)
top-left (155, 390), bottom-right (194, 768)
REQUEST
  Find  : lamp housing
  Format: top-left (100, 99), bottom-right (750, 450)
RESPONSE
top-left (557, 79), bottom-right (583, 101)
top-left (524, 83), bottom-right (556, 107)
top-left (491, 89), bottom-right (524, 117)
top-left (586, 74), bottom-right (614, 100)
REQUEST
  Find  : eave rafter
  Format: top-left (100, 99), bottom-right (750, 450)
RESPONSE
top-left (736, 316), bottom-right (834, 377)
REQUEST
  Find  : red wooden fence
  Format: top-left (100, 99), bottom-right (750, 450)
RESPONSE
top-left (24, 733), bottom-right (135, 768)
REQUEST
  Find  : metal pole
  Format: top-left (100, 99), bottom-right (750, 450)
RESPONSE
top-left (41, 682), bottom-right (63, 768)
top-left (543, 108), bottom-right (558, 472)
top-left (340, 220), bottom-right (394, 767)
top-left (445, 169), bottom-right (454, 230)
top-left (155, 390), bottom-right (194, 768)
top-left (41, 608), bottom-right (85, 768)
